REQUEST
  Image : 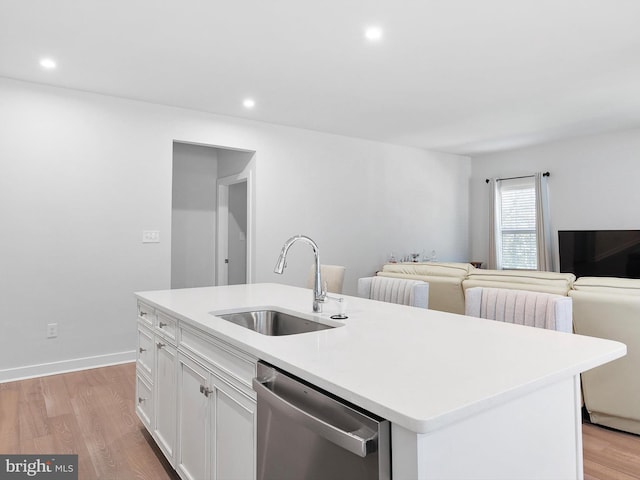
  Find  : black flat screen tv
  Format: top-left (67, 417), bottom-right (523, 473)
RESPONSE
top-left (558, 230), bottom-right (640, 279)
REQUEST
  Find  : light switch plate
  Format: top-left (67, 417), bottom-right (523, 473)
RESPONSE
top-left (47, 323), bottom-right (58, 338)
top-left (142, 230), bottom-right (160, 243)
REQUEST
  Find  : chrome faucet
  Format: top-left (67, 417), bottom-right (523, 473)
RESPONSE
top-left (274, 235), bottom-right (326, 312)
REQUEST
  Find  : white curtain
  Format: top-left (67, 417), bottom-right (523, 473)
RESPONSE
top-left (487, 178), bottom-right (498, 269)
top-left (535, 172), bottom-right (553, 271)
top-left (489, 173), bottom-right (553, 271)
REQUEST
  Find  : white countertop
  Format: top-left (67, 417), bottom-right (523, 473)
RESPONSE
top-left (135, 283), bottom-right (626, 434)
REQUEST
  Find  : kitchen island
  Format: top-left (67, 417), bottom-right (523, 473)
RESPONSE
top-left (135, 283), bottom-right (625, 480)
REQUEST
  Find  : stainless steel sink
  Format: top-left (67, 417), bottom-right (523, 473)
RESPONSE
top-left (214, 309), bottom-right (335, 336)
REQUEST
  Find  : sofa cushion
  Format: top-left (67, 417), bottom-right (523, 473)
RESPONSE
top-left (463, 269), bottom-right (576, 296)
top-left (381, 262), bottom-right (475, 278)
top-left (572, 276), bottom-right (640, 296)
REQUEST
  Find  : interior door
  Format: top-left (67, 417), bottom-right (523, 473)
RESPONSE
top-left (227, 181), bottom-right (247, 285)
top-left (217, 174), bottom-right (251, 286)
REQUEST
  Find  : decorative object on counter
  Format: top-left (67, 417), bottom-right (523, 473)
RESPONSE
top-left (357, 276), bottom-right (429, 308)
top-left (388, 252), bottom-right (397, 263)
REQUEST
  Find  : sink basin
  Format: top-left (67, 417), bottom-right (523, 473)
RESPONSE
top-left (213, 309), bottom-right (335, 336)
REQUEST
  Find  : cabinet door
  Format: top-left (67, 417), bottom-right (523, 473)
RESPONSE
top-left (154, 340), bottom-right (177, 464)
top-left (211, 376), bottom-right (256, 480)
top-left (137, 324), bottom-right (154, 381)
top-left (176, 354), bottom-right (210, 480)
top-left (135, 374), bottom-right (153, 430)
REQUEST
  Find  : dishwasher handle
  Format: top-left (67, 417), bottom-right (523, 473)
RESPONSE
top-left (253, 377), bottom-right (378, 458)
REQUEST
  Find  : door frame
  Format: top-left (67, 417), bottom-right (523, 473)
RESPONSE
top-left (216, 171), bottom-right (253, 286)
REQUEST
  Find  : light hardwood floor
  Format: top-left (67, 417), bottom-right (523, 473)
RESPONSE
top-left (583, 423), bottom-right (640, 480)
top-left (1, 363), bottom-right (639, 479)
top-left (0, 363), bottom-right (178, 479)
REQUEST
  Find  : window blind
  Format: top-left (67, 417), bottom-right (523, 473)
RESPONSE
top-left (498, 177), bottom-right (537, 269)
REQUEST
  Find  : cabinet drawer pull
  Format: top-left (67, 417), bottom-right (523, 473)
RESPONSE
top-left (138, 396), bottom-right (146, 404)
top-left (139, 347), bottom-right (146, 353)
top-left (139, 311), bottom-right (147, 317)
top-left (159, 322), bottom-right (167, 328)
top-left (200, 384), bottom-right (213, 397)
top-left (156, 342), bottom-right (166, 349)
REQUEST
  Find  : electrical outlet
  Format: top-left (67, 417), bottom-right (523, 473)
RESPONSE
top-left (142, 230), bottom-right (160, 243)
top-left (47, 323), bottom-right (58, 339)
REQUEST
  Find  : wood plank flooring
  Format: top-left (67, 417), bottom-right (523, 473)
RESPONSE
top-left (0, 363), bottom-right (178, 480)
top-left (1, 363), bottom-right (639, 479)
top-left (584, 423), bottom-right (640, 480)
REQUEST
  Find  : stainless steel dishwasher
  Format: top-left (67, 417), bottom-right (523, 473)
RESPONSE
top-left (253, 361), bottom-right (391, 480)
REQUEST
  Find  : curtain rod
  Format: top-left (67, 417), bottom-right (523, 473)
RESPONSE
top-left (485, 171), bottom-right (550, 183)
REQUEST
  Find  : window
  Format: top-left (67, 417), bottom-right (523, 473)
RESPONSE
top-left (495, 176), bottom-right (537, 270)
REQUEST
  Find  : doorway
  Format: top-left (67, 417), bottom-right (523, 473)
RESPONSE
top-left (171, 142), bottom-right (254, 289)
top-left (217, 175), bottom-right (249, 286)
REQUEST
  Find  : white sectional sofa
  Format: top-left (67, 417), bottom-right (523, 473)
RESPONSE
top-left (463, 269), bottom-right (576, 296)
top-left (570, 277), bottom-right (640, 435)
top-left (378, 262), bottom-right (639, 435)
top-left (378, 262), bottom-right (575, 314)
top-left (377, 262), bottom-right (475, 314)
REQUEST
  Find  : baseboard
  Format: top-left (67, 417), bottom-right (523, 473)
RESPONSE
top-left (0, 350), bottom-right (136, 383)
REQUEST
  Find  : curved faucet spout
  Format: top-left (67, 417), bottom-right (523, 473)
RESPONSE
top-left (274, 235), bottom-right (325, 312)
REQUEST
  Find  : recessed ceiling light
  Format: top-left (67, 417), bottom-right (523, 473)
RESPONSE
top-left (243, 98), bottom-right (255, 109)
top-left (39, 58), bottom-right (57, 69)
top-left (364, 26), bottom-right (383, 42)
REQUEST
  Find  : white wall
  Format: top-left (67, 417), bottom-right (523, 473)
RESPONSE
top-left (217, 149), bottom-right (254, 178)
top-left (0, 77), bottom-right (470, 380)
top-left (171, 142), bottom-right (218, 288)
top-left (469, 127), bottom-right (640, 268)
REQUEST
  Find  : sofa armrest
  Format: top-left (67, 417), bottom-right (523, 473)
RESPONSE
top-left (570, 289), bottom-right (640, 434)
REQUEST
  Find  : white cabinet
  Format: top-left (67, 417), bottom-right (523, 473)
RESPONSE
top-left (135, 301), bottom-right (257, 480)
top-left (134, 302), bottom-right (178, 466)
top-left (136, 319), bottom-right (155, 431)
top-left (136, 309), bottom-right (156, 434)
top-left (176, 353), bottom-right (209, 480)
top-left (137, 323), bottom-right (154, 379)
top-left (154, 337), bottom-right (177, 463)
top-left (137, 301), bottom-right (156, 327)
top-left (176, 330), bottom-right (257, 480)
top-left (211, 374), bottom-right (256, 480)
top-left (135, 374), bottom-right (153, 430)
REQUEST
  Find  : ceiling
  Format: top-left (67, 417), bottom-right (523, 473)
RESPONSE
top-left (2, 0), bottom-right (640, 156)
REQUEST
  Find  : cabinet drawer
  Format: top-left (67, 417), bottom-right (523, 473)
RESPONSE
top-left (137, 323), bottom-right (154, 381)
top-left (136, 374), bottom-right (153, 431)
top-left (138, 301), bottom-right (156, 326)
top-left (156, 311), bottom-right (177, 342)
top-left (180, 326), bottom-right (256, 390)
